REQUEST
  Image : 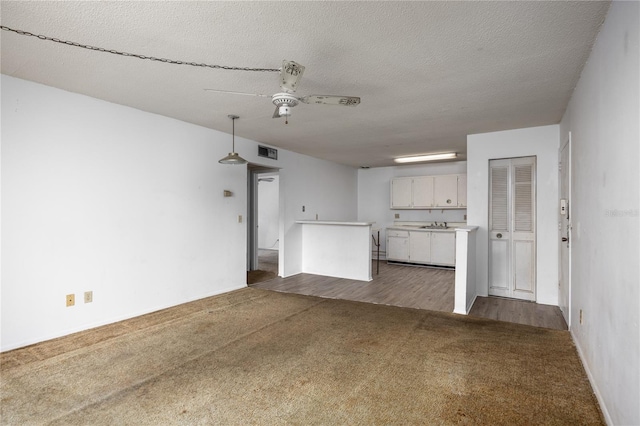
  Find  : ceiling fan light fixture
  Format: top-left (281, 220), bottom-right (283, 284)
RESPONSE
top-left (278, 106), bottom-right (292, 117)
top-left (394, 152), bottom-right (458, 164)
top-left (219, 115), bottom-right (247, 165)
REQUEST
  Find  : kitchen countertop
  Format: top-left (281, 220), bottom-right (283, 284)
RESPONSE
top-left (296, 220), bottom-right (375, 226)
top-left (386, 221), bottom-right (466, 233)
top-left (386, 225), bottom-right (456, 233)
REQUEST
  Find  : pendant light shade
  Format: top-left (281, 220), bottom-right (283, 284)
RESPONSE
top-left (219, 115), bottom-right (247, 165)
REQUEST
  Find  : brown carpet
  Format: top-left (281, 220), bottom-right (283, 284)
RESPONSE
top-left (0, 288), bottom-right (603, 425)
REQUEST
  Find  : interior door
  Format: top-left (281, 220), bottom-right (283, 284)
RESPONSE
top-left (559, 136), bottom-right (571, 325)
top-left (489, 157), bottom-right (536, 301)
top-left (489, 161), bottom-right (511, 295)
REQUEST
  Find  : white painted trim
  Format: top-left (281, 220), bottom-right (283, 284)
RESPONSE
top-left (466, 294), bottom-right (478, 315)
top-left (558, 133), bottom-right (572, 328)
top-left (571, 329), bottom-right (613, 426)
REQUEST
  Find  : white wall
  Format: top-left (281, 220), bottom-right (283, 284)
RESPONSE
top-left (279, 150), bottom-right (358, 277)
top-left (357, 162), bottom-right (467, 256)
top-left (559, 2), bottom-right (639, 424)
top-left (1, 75), bottom-right (358, 351)
top-left (467, 125), bottom-right (559, 306)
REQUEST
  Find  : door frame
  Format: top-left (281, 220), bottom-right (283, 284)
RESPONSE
top-left (247, 165), bottom-right (280, 273)
top-left (558, 133), bottom-right (572, 326)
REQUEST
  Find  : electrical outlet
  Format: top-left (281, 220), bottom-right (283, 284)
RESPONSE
top-left (66, 294), bottom-right (75, 307)
top-left (394, 213), bottom-right (400, 219)
top-left (464, 214), bottom-right (467, 220)
top-left (238, 215), bottom-right (242, 223)
top-left (580, 309), bottom-right (583, 324)
top-left (302, 205), bottom-right (305, 212)
top-left (84, 291), bottom-right (93, 303)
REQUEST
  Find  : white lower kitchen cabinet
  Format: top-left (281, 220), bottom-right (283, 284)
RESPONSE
top-left (430, 232), bottom-right (456, 266)
top-left (387, 230), bottom-right (409, 261)
top-left (387, 228), bottom-right (456, 267)
top-left (408, 231), bottom-right (431, 263)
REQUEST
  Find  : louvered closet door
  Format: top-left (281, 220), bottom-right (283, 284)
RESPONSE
top-left (489, 157), bottom-right (536, 301)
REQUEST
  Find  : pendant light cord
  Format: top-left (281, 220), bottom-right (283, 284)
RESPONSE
top-left (232, 117), bottom-right (236, 151)
top-left (1, 25), bottom-right (280, 73)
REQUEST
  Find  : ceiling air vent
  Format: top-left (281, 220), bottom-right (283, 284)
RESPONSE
top-left (258, 145), bottom-right (278, 160)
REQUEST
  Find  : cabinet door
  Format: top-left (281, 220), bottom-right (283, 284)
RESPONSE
top-left (409, 231), bottom-right (431, 263)
top-left (457, 174), bottom-right (467, 207)
top-left (433, 175), bottom-right (458, 207)
top-left (430, 232), bottom-right (456, 266)
top-left (391, 178), bottom-right (412, 208)
top-left (387, 236), bottom-right (409, 261)
top-left (412, 177), bottom-right (434, 208)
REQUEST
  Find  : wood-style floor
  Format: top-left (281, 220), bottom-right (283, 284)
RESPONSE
top-left (469, 295), bottom-right (568, 330)
top-left (252, 258), bottom-right (568, 331)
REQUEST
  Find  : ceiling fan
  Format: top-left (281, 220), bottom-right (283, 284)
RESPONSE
top-left (205, 60), bottom-right (361, 123)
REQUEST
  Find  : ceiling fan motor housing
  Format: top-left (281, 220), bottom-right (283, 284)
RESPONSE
top-left (272, 93), bottom-right (298, 117)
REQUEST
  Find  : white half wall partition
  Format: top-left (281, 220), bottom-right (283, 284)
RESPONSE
top-left (453, 226), bottom-right (478, 315)
top-left (297, 221), bottom-right (374, 281)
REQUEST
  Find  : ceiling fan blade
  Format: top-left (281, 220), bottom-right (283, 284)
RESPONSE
top-left (204, 89), bottom-right (270, 98)
top-left (280, 60), bottom-right (305, 92)
top-left (272, 106), bottom-right (281, 119)
top-left (300, 95), bottom-right (361, 106)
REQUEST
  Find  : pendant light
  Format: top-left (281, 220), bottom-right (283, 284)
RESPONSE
top-left (219, 115), bottom-right (247, 165)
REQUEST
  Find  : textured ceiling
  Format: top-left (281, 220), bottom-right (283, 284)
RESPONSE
top-left (1, 1), bottom-right (610, 168)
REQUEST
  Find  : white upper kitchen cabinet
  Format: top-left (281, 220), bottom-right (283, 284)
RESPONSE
top-left (390, 176), bottom-right (434, 208)
top-left (390, 174), bottom-right (466, 209)
top-left (390, 177), bottom-right (413, 208)
top-left (457, 174), bottom-right (467, 207)
top-left (412, 176), bottom-right (434, 208)
top-left (433, 175), bottom-right (458, 207)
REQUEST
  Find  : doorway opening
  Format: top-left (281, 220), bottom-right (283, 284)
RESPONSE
top-left (247, 165), bottom-right (280, 285)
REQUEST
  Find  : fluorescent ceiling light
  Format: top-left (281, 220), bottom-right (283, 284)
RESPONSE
top-left (394, 152), bottom-right (457, 164)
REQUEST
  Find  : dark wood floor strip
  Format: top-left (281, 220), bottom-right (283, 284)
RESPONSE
top-left (251, 258), bottom-right (568, 331)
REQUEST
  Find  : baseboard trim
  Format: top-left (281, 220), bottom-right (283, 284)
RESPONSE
top-left (570, 329), bottom-right (612, 426)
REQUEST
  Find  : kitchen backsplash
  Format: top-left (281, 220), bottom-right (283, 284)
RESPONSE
top-left (390, 208), bottom-right (467, 223)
